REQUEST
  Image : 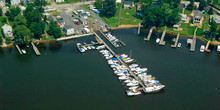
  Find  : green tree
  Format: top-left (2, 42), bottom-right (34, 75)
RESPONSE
top-left (198, 0), bottom-right (207, 11)
top-left (35, 0), bottom-right (47, 12)
top-left (94, 0), bottom-right (102, 10)
top-left (188, 0), bottom-right (194, 11)
top-left (13, 15), bottom-right (27, 26)
top-left (6, 7), bottom-right (21, 21)
top-left (30, 21), bottom-right (45, 38)
top-left (47, 20), bottom-right (62, 38)
top-left (159, 0), bottom-right (181, 9)
top-left (210, 18), bottom-right (218, 37)
top-left (100, 0), bottom-right (116, 17)
top-left (0, 36), bottom-right (3, 45)
top-left (23, 5), bottom-right (34, 17)
top-left (208, 7), bottom-right (213, 15)
top-left (25, 10), bottom-right (42, 27)
top-left (14, 25), bottom-right (31, 44)
top-left (0, 8), bottom-right (2, 16)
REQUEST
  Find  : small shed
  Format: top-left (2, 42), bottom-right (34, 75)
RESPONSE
top-left (180, 14), bottom-right (187, 23)
top-left (173, 24), bottom-right (180, 31)
top-left (137, 3), bottom-right (142, 11)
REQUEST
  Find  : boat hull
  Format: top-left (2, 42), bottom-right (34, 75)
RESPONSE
top-left (143, 86), bottom-right (165, 94)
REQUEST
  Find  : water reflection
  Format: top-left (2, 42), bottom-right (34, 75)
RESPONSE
top-left (48, 41), bottom-right (62, 52)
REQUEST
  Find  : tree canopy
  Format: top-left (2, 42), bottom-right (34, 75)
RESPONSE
top-left (142, 2), bottom-right (181, 27)
top-left (14, 25), bottom-right (31, 44)
top-left (13, 15), bottom-right (27, 26)
top-left (94, 0), bottom-right (102, 10)
top-left (210, 18), bottom-right (218, 37)
top-left (47, 20), bottom-right (63, 38)
top-left (6, 7), bottom-right (21, 21)
top-left (198, 0), bottom-right (207, 11)
top-left (100, 0), bottom-right (116, 17)
top-left (30, 21), bottom-right (45, 39)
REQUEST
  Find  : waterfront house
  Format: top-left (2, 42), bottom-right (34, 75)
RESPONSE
top-left (210, 14), bottom-right (220, 24)
top-left (79, 13), bottom-right (89, 19)
top-left (193, 10), bottom-right (203, 25)
top-left (0, 0), bottom-right (5, 7)
top-left (2, 24), bottom-right (13, 39)
top-left (63, 25), bottom-right (74, 36)
top-left (124, 1), bottom-right (134, 9)
top-left (10, 0), bottom-right (20, 5)
top-left (55, 0), bottom-right (64, 2)
top-left (180, 14), bottom-right (188, 23)
top-left (179, 1), bottom-right (200, 9)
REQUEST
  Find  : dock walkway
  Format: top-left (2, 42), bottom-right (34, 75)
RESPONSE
top-left (190, 27), bottom-right (198, 51)
top-left (94, 31), bottom-right (146, 89)
top-left (205, 40), bottom-right (211, 51)
top-left (31, 42), bottom-right (41, 56)
top-left (57, 33), bottom-right (94, 41)
top-left (159, 27), bottom-right (166, 45)
top-left (15, 44), bottom-right (22, 54)
top-left (144, 27), bottom-right (154, 41)
top-left (171, 33), bottom-right (180, 48)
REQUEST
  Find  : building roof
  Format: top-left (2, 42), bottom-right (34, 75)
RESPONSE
top-left (63, 25), bottom-right (74, 30)
top-left (79, 18), bottom-right (87, 23)
top-left (80, 13), bottom-right (88, 17)
top-left (193, 10), bottom-right (203, 19)
top-left (210, 14), bottom-right (220, 24)
top-left (124, 1), bottom-right (134, 6)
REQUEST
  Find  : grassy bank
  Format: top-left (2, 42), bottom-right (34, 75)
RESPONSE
top-left (56, 0), bottom-right (80, 4)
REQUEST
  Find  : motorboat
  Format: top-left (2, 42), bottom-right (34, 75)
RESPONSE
top-left (143, 85), bottom-right (165, 94)
top-left (87, 45), bottom-right (91, 50)
top-left (118, 76), bottom-right (129, 80)
top-left (21, 50), bottom-right (26, 54)
top-left (126, 82), bottom-right (139, 86)
top-left (128, 86), bottom-right (139, 90)
top-left (90, 45), bottom-right (95, 49)
top-left (76, 43), bottom-right (85, 53)
top-left (126, 90), bottom-right (141, 96)
top-left (200, 45), bottom-right (205, 52)
top-left (177, 43), bottom-right (181, 47)
top-left (217, 45), bottom-right (220, 52)
top-left (156, 38), bottom-right (160, 43)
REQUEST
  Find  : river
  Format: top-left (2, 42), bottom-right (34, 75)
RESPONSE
top-left (0, 28), bottom-right (220, 110)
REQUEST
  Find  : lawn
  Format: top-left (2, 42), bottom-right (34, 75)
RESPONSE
top-left (0, 17), bottom-right (8, 36)
top-left (118, 8), bottom-right (142, 25)
top-left (80, 5), bottom-right (90, 11)
top-left (181, 23), bottom-right (189, 28)
top-left (57, 0), bottom-right (80, 4)
top-left (184, 9), bottom-right (192, 16)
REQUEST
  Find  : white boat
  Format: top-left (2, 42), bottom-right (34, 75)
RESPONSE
top-left (118, 76), bottom-right (129, 80)
top-left (90, 45), bottom-right (95, 49)
top-left (128, 86), bottom-right (139, 90)
top-left (87, 45), bottom-right (91, 50)
top-left (21, 50), bottom-right (26, 54)
top-left (76, 43), bottom-right (85, 53)
top-left (200, 45), bottom-right (205, 52)
top-left (143, 85), bottom-right (165, 94)
top-left (177, 43), bottom-right (181, 47)
top-left (126, 82), bottom-right (139, 86)
top-left (126, 90), bottom-right (141, 96)
top-left (217, 45), bottom-right (220, 52)
top-left (156, 38), bottom-right (160, 43)
top-left (82, 45), bottom-right (87, 50)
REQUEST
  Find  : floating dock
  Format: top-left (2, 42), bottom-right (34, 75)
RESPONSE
top-left (99, 30), bottom-right (125, 48)
top-left (15, 44), bottom-right (22, 54)
top-left (93, 31), bottom-right (146, 89)
top-left (159, 27), bottom-right (166, 45)
top-left (144, 27), bottom-right (154, 41)
top-left (57, 33), bottom-right (94, 41)
top-left (171, 33), bottom-right (180, 48)
top-left (31, 42), bottom-right (41, 56)
top-left (205, 40), bottom-right (211, 52)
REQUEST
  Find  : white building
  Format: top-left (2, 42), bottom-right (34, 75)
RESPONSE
top-left (2, 24), bottom-right (13, 38)
top-left (63, 25), bottom-right (74, 36)
top-left (0, 0), bottom-right (5, 7)
top-left (55, 0), bottom-right (64, 2)
top-left (10, 0), bottom-right (20, 5)
top-left (116, 0), bottom-right (121, 3)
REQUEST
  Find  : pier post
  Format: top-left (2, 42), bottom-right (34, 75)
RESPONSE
top-left (138, 23), bottom-right (141, 35)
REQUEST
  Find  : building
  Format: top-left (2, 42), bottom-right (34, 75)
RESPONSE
top-left (63, 25), bottom-right (74, 36)
top-left (0, 0), bottom-right (5, 7)
top-left (10, 0), bottom-right (20, 5)
top-left (116, 0), bottom-right (121, 3)
top-left (173, 24), bottom-right (180, 31)
top-left (180, 1), bottom-right (200, 9)
top-left (210, 14), bottom-right (220, 24)
top-left (193, 10), bottom-right (203, 25)
top-left (124, 1), bottom-right (134, 9)
top-left (55, 0), bottom-right (64, 2)
top-left (79, 18), bottom-right (88, 25)
top-left (79, 13), bottom-right (89, 19)
top-left (2, 24), bottom-right (13, 38)
top-left (180, 14), bottom-right (188, 23)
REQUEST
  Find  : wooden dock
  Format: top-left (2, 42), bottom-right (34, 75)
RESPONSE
top-left (205, 40), bottom-right (211, 51)
top-left (93, 31), bottom-right (146, 89)
top-left (171, 33), bottom-right (180, 48)
top-left (31, 42), bottom-right (41, 56)
top-left (15, 44), bottom-right (22, 54)
top-left (138, 23), bottom-right (141, 34)
top-left (57, 33), bottom-right (94, 41)
top-left (159, 27), bottom-right (167, 45)
top-left (190, 27), bottom-right (198, 52)
top-left (144, 27), bottom-right (154, 41)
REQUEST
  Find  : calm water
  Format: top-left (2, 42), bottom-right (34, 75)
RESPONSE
top-left (0, 28), bottom-right (220, 110)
